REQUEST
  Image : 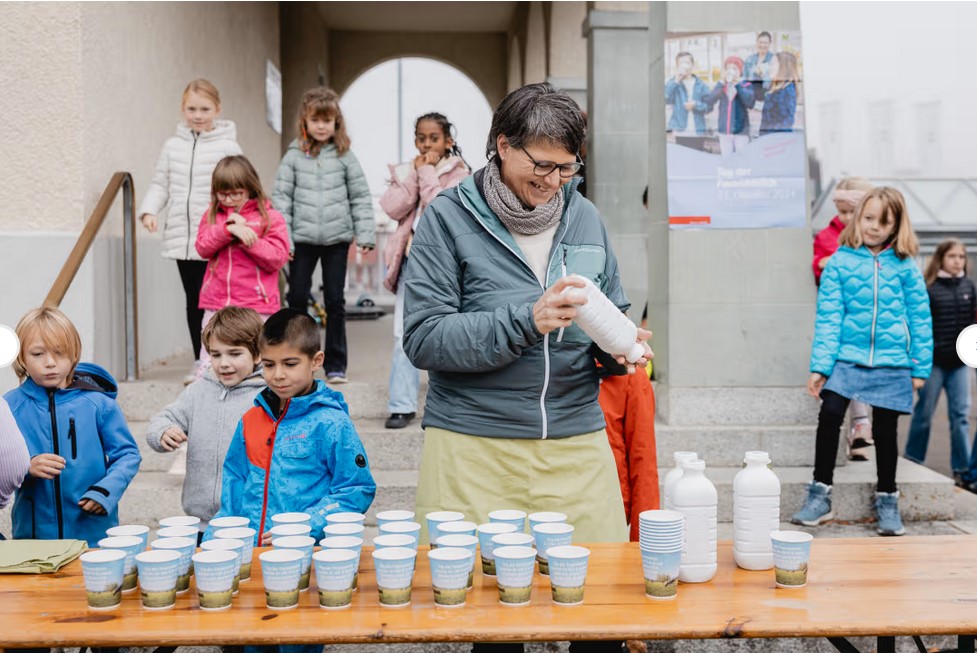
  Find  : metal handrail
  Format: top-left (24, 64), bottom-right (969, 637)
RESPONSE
top-left (43, 172), bottom-right (139, 381)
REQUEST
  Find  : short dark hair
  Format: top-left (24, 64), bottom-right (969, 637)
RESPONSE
top-left (675, 51), bottom-right (694, 64)
top-left (757, 31), bottom-right (772, 42)
top-left (485, 82), bottom-right (586, 159)
top-left (259, 309), bottom-right (320, 358)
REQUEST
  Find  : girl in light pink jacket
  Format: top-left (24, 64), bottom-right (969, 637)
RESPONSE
top-left (379, 113), bottom-right (470, 429)
top-left (195, 155), bottom-right (290, 374)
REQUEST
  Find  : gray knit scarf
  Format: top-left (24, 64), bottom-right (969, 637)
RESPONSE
top-left (483, 157), bottom-right (564, 236)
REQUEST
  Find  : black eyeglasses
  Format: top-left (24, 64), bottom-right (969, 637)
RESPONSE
top-left (520, 147), bottom-right (584, 178)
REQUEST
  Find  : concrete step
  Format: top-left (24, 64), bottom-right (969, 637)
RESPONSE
top-left (127, 421), bottom-right (183, 473)
top-left (117, 470), bottom-right (187, 528)
top-left (355, 418), bottom-right (424, 470)
top-left (656, 424), bottom-right (847, 467)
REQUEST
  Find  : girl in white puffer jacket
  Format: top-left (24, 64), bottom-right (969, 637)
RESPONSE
top-left (139, 79), bottom-right (242, 383)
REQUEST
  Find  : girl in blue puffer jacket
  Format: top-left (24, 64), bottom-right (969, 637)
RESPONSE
top-left (792, 188), bottom-right (933, 536)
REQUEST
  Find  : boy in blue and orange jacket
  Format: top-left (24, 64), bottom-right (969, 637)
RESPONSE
top-left (206, 308), bottom-right (376, 548)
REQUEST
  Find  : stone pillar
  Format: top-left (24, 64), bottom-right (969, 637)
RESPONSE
top-left (546, 2), bottom-right (588, 108)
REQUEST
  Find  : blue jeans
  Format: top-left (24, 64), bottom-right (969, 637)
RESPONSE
top-left (905, 364), bottom-right (971, 474)
top-left (387, 280), bottom-right (419, 413)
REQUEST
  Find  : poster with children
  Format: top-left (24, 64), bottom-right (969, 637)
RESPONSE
top-left (664, 30), bottom-right (806, 230)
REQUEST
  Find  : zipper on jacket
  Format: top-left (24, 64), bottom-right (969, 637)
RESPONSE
top-left (256, 269), bottom-right (270, 304)
top-left (556, 248), bottom-right (568, 343)
top-left (257, 399), bottom-right (291, 539)
top-left (27, 497), bottom-right (36, 539)
top-left (68, 418), bottom-right (77, 460)
top-left (186, 132), bottom-right (200, 260)
top-left (225, 247), bottom-right (233, 307)
top-left (47, 390), bottom-right (65, 539)
top-left (869, 256), bottom-right (880, 366)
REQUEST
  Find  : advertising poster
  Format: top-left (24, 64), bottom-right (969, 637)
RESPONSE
top-left (664, 30), bottom-right (806, 229)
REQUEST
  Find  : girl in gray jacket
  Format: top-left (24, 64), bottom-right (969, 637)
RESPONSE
top-left (273, 88), bottom-right (375, 384)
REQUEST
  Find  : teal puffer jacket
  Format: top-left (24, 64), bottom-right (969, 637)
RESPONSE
top-left (271, 140), bottom-right (375, 249)
top-left (811, 245), bottom-right (932, 379)
top-left (402, 171), bottom-right (629, 440)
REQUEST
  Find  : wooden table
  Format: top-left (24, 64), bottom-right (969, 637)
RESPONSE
top-left (2, 537), bottom-right (976, 652)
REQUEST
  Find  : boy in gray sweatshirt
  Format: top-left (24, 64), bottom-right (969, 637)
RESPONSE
top-left (147, 307), bottom-right (266, 535)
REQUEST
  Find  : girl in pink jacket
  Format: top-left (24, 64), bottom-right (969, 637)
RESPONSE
top-left (195, 155), bottom-right (291, 373)
top-left (379, 113), bottom-right (470, 429)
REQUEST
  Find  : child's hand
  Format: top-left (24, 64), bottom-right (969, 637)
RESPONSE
top-left (818, 256), bottom-right (831, 270)
top-left (226, 212), bottom-right (246, 226)
top-left (808, 373), bottom-right (826, 398)
top-left (684, 101), bottom-right (696, 111)
top-left (357, 245), bottom-right (373, 255)
top-left (30, 453), bottom-right (65, 479)
top-left (79, 498), bottom-right (107, 515)
top-left (613, 328), bottom-right (654, 373)
top-left (141, 214), bottom-right (158, 233)
top-left (228, 223), bottom-right (258, 247)
top-left (912, 378), bottom-right (926, 391)
top-left (160, 426), bottom-right (188, 451)
top-left (259, 531), bottom-right (273, 546)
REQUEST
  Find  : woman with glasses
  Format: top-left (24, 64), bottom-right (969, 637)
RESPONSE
top-left (402, 84), bottom-right (651, 652)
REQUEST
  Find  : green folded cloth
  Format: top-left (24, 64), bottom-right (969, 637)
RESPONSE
top-left (0, 539), bottom-right (89, 573)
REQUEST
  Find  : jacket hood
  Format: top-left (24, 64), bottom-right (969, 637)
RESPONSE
top-left (18, 361), bottom-right (119, 402)
top-left (177, 119), bottom-right (238, 143)
top-left (215, 198), bottom-right (272, 220)
top-left (255, 379), bottom-right (350, 420)
top-left (286, 139), bottom-right (337, 155)
top-left (839, 244), bottom-right (899, 260)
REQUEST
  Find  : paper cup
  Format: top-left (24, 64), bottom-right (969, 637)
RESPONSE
top-left (323, 523), bottom-right (365, 538)
top-left (209, 516), bottom-right (250, 531)
top-left (135, 549), bottom-right (181, 610)
top-left (81, 549), bottom-right (126, 610)
top-left (492, 532), bottom-right (534, 549)
top-left (372, 547), bottom-right (416, 608)
top-left (425, 511), bottom-right (465, 548)
top-left (477, 522), bottom-right (518, 576)
top-left (273, 535), bottom-right (316, 592)
top-left (528, 511), bottom-right (568, 533)
top-left (215, 527), bottom-right (256, 581)
top-left (150, 537), bottom-right (196, 593)
top-left (313, 549), bottom-right (358, 609)
top-left (531, 523), bottom-right (574, 575)
top-left (259, 549), bottom-right (304, 610)
top-left (435, 533), bottom-right (478, 590)
top-left (428, 547), bottom-right (474, 608)
top-left (376, 510), bottom-right (415, 527)
top-left (374, 533), bottom-right (416, 550)
top-left (319, 536), bottom-right (364, 590)
top-left (438, 520), bottom-right (477, 538)
top-left (642, 549), bottom-right (681, 600)
top-left (489, 509), bottom-right (527, 533)
top-left (192, 550), bottom-right (238, 611)
top-left (270, 512), bottom-right (311, 527)
top-left (106, 524), bottom-right (149, 551)
top-left (378, 521), bottom-right (421, 550)
top-left (493, 545), bottom-right (536, 606)
top-left (325, 512), bottom-right (366, 526)
top-left (159, 515), bottom-right (201, 529)
top-left (98, 535), bottom-right (144, 592)
top-left (200, 539), bottom-right (243, 595)
top-left (270, 523), bottom-right (312, 541)
top-left (546, 545), bottom-right (589, 605)
top-left (158, 525), bottom-right (199, 541)
top-left (771, 530), bottom-right (813, 588)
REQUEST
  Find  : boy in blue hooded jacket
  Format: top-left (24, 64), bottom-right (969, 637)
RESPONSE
top-left (6, 307), bottom-right (141, 547)
top-left (207, 308), bottom-right (376, 549)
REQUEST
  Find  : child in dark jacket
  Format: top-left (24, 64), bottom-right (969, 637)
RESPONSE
top-left (704, 56), bottom-right (755, 155)
top-left (906, 239), bottom-right (976, 484)
top-left (6, 307), bottom-right (141, 547)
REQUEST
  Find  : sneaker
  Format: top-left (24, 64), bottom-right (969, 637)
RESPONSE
top-left (385, 412), bottom-right (416, 429)
top-left (847, 422), bottom-right (873, 462)
top-left (183, 360), bottom-right (204, 386)
top-left (875, 490), bottom-right (905, 536)
top-left (326, 372), bottom-right (348, 384)
top-left (791, 481), bottom-right (833, 526)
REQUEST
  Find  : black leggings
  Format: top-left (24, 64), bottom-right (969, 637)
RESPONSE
top-left (814, 390), bottom-right (900, 493)
top-left (176, 259), bottom-right (208, 359)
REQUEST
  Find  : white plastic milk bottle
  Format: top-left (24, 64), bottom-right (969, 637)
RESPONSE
top-left (663, 452), bottom-right (698, 511)
top-left (562, 274), bottom-right (644, 363)
top-left (732, 451), bottom-right (781, 571)
top-left (672, 458), bottom-right (718, 583)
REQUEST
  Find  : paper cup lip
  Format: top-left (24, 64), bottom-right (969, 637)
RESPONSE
top-left (270, 512), bottom-right (311, 524)
top-left (107, 524), bottom-right (149, 536)
top-left (528, 511), bottom-right (568, 522)
top-left (771, 530), bottom-right (814, 544)
top-left (259, 548), bottom-right (304, 563)
top-left (201, 539), bottom-right (243, 552)
top-left (426, 510), bottom-right (465, 522)
top-left (319, 535), bottom-right (364, 548)
top-left (477, 522), bottom-right (518, 535)
top-left (546, 545), bottom-right (590, 560)
top-left (491, 532), bottom-right (534, 546)
top-left (157, 526), bottom-right (199, 539)
top-left (435, 534), bottom-right (478, 548)
top-left (379, 521), bottom-right (421, 534)
top-left (273, 535), bottom-right (316, 549)
top-left (492, 545), bottom-right (537, 560)
top-left (215, 527), bottom-right (256, 539)
top-left (136, 549), bottom-right (181, 563)
top-left (438, 520), bottom-right (477, 533)
top-left (489, 509), bottom-right (527, 520)
top-left (428, 547), bottom-right (473, 562)
top-left (151, 536), bottom-right (197, 550)
top-left (82, 549), bottom-right (127, 563)
top-left (377, 510), bottom-right (415, 521)
top-left (209, 516), bottom-right (250, 528)
top-left (192, 550), bottom-right (237, 564)
top-left (270, 524), bottom-right (312, 536)
top-left (532, 522), bottom-right (574, 535)
top-left (326, 512), bottom-right (366, 523)
top-left (159, 515), bottom-right (201, 527)
top-left (313, 548), bottom-right (358, 563)
top-left (98, 535), bottom-right (143, 549)
top-left (639, 510), bottom-right (684, 523)
top-left (323, 523), bottom-right (365, 535)
top-left (372, 546), bottom-right (416, 561)
top-left (374, 534), bottom-right (416, 547)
